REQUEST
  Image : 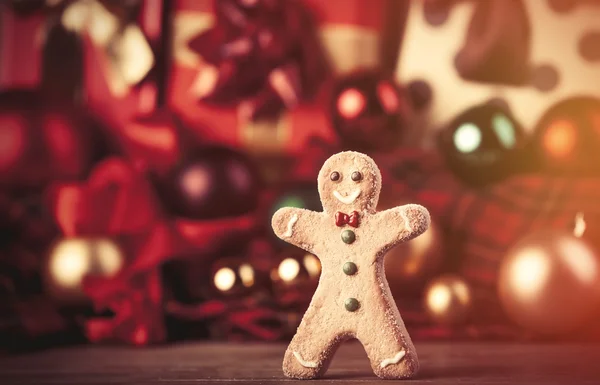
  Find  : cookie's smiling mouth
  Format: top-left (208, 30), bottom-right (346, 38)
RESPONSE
top-left (333, 189), bottom-right (361, 204)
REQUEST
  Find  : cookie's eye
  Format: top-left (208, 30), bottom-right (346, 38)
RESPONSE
top-left (351, 171), bottom-right (362, 182)
top-left (330, 171), bottom-right (341, 181)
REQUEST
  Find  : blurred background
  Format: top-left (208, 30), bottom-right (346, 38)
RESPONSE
top-left (1, 0), bottom-right (600, 353)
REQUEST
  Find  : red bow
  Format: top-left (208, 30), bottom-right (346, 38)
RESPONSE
top-left (335, 211), bottom-right (359, 228)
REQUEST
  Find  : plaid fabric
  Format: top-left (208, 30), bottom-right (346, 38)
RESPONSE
top-left (388, 150), bottom-right (600, 285)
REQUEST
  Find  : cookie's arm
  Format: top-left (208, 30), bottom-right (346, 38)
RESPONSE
top-left (375, 204), bottom-right (430, 250)
top-left (271, 207), bottom-right (321, 252)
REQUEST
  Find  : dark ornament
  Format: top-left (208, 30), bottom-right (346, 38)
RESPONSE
top-left (329, 70), bottom-right (410, 152)
top-left (158, 146), bottom-right (262, 219)
top-left (436, 103), bottom-right (527, 187)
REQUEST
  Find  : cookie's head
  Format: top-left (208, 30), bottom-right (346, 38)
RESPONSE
top-left (317, 151), bottom-right (382, 213)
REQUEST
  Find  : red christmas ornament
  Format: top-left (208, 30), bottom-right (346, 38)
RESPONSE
top-left (532, 97), bottom-right (600, 176)
top-left (329, 70), bottom-right (412, 152)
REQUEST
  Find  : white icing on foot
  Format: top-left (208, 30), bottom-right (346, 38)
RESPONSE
top-left (333, 189), bottom-right (361, 204)
top-left (399, 208), bottom-right (413, 233)
top-left (283, 214), bottom-right (298, 237)
top-left (380, 350), bottom-right (406, 368)
top-left (293, 351), bottom-right (318, 368)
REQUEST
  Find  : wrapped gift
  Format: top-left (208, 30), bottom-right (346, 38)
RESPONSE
top-left (169, 0), bottom-right (389, 157)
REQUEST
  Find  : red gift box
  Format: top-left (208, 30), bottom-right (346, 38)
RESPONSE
top-left (168, 0), bottom-right (389, 155)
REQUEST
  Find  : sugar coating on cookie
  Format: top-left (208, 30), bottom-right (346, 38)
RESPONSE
top-left (272, 151), bottom-right (430, 380)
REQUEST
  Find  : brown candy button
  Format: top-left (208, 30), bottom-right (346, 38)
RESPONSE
top-left (343, 262), bottom-right (357, 275)
top-left (345, 298), bottom-right (360, 312)
top-left (341, 229), bottom-right (355, 244)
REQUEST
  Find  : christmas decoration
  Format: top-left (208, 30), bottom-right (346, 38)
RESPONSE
top-left (47, 157), bottom-right (261, 345)
top-left (156, 146), bottom-right (263, 220)
top-left (388, 148), bottom-right (600, 336)
top-left (84, 271), bottom-right (166, 346)
top-left (497, 214), bottom-right (600, 335)
top-left (270, 248), bottom-right (320, 311)
top-left (188, 0), bottom-right (329, 121)
top-left (164, 239), bottom-right (288, 341)
top-left (424, 274), bottom-right (472, 326)
top-left (436, 102), bottom-right (527, 187)
top-left (329, 69), bottom-right (411, 152)
top-left (44, 238), bottom-right (125, 304)
top-left (530, 97), bottom-right (600, 176)
top-left (211, 256), bottom-right (262, 298)
top-left (169, 0), bottom-right (387, 152)
top-left (0, 89), bottom-right (94, 189)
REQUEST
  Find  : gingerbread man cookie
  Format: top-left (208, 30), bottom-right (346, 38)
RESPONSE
top-left (272, 151), bottom-right (430, 380)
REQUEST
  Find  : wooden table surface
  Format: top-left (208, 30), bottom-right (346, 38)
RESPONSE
top-left (1, 341), bottom-right (599, 385)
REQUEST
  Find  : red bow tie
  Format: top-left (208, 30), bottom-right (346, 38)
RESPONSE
top-left (335, 211), bottom-right (359, 228)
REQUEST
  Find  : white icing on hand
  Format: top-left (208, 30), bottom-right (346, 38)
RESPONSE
top-left (283, 214), bottom-right (298, 237)
top-left (380, 350), bottom-right (406, 368)
top-left (399, 208), bottom-right (413, 233)
top-left (293, 351), bottom-right (318, 368)
top-left (333, 189), bottom-right (361, 204)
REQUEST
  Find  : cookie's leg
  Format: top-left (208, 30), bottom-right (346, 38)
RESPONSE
top-left (283, 314), bottom-right (347, 379)
top-left (357, 314), bottom-right (419, 380)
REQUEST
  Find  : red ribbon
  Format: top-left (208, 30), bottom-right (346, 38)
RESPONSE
top-left (335, 211), bottom-right (359, 228)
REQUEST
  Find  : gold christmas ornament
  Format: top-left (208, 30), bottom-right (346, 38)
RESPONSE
top-left (272, 252), bottom-right (321, 285)
top-left (424, 274), bottom-right (472, 326)
top-left (45, 237), bottom-right (125, 303)
top-left (498, 213), bottom-right (600, 335)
